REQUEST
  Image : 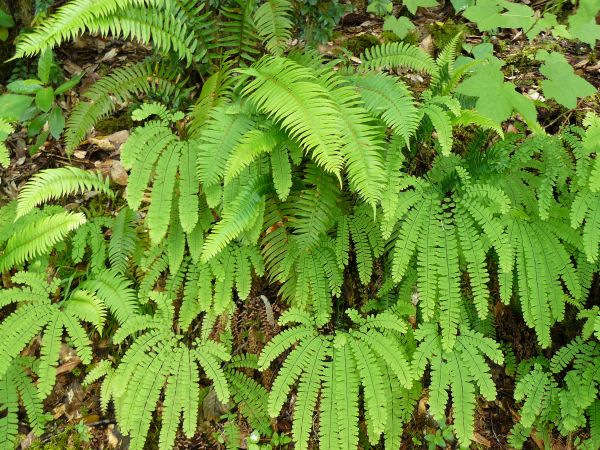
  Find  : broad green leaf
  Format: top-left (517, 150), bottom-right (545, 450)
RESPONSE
top-left (0, 9), bottom-right (14, 28)
top-left (55, 74), bottom-right (83, 95)
top-left (450, 0), bottom-right (474, 12)
top-left (0, 94), bottom-right (33, 121)
top-left (367, 0), bottom-right (393, 16)
top-left (536, 51), bottom-right (596, 109)
top-left (48, 107), bottom-right (65, 139)
top-left (568, 0), bottom-right (600, 46)
top-left (38, 49), bottom-right (53, 84)
top-left (463, 0), bottom-right (534, 32)
top-left (456, 61), bottom-right (539, 131)
top-left (403, 0), bottom-right (438, 14)
top-left (28, 113), bottom-right (48, 137)
top-left (7, 79), bottom-right (43, 94)
top-left (35, 87), bottom-right (54, 113)
top-left (383, 16), bottom-right (415, 39)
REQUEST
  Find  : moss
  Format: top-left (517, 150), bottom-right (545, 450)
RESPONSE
top-left (428, 19), bottom-right (467, 51)
top-left (381, 28), bottom-right (420, 46)
top-left (403, 30), bottom-right (421, 47)
top-left (343, 33), bottom-right (380, 55)
top-left (95, 113), bottom-right (133, 134)
top-left (28, 425), bottom-right (89, 450)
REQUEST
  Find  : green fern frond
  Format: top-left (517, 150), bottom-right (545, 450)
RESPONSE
top-left (219, 0), bottom-right (261, 65)
top-left (178, 142), bottom-right (200, 233)
top-left (360, 42), bottom-right (437, 74)
top-left (240, 56), bottom-right (343, 176)
top-left (224, 126), bottom-right (283, 184)
top-left (13, 0), bottom-right (157, 58)
top-left (108, 207), bottom-right (138, 273)
top-left (334, 344), bottom-right (360, 450)
top-left (83, 6), bottom-right (196, 62)
top-left (65, 62), bottom-right (184, 151)
top-left (147, 142), bottom-right (181, 244)
top-left (0, 211), bottom-right (86, 272)
top-left (0, 119), bottom-right (13, 168)
top-left (422, 103), bottom-right (453, 156)
top-left (292, 339), bottom-right (329, 450)
top-left (16, 167), bottom-right (111, 219)
top-left (202, 175), bottom-right (270, 262)
top-left (254, 0), bottom-right (292, 55)
top-left (348, 72), bottom-right (419, 147)
top-left (195, 103), bottom-right (256, 191)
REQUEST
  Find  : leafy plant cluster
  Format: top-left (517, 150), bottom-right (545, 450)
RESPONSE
top-left (0, 0), bottom-right (599, 449)
top-left (371, 0), bottom-right (600, 46)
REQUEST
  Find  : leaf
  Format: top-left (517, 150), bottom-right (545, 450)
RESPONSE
top-left (35, 87), bottom-right (54, 113)
top-left (383, 15), bottom-right (415, 39)
top-left (367, 0), bottom-right (393, 16)
top-left (55, 74), bottom-right (83, 95)
top-left (568, 0), bottom-right (600, 46)
top-left (0, 9), bottom-right (14, 28)
top-left (463, 0), bottom-right (534, 32)
top-left (7, 79), bottom-right (43, 95)
top-left (456, 61), bottom-right (539, 130)
top-left (0, 95), bottom-right (33, 121)
top-left (403, 0), bottom-right (438, 15)
top-left (37, 50), bottom-right (54, 84)
top-left (536, 50), bottom-right (596, 109)
top-left (48, 107), bottom-right (65, 139)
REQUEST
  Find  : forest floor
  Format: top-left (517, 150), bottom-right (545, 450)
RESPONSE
top-left (1, 3), bottom-right (599, 450)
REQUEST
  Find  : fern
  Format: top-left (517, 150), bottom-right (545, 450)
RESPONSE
top-left (16, 167), bottom-right (111, 219)
top-left (65, 62), bottom-right (185, 151)
top-left (0, 118), bottom-right (13, 168)
top-left (360, 42), bottom-right (437, 74)
top-left (240, 56), bottom-right (344, 176)
top-left (259, 309), bottom-right (414, 449)
top-left (0, 211), bottom-right (86, 272)
top-left (0, 358), bottom-right (48, 450)
top-left (94, 292), bottom-right (231, 450)
top-left (254, 0), bottom-right (292, 55)
top-left (414, 324), bottom-right (503, 447)
top-left (108, 207), bottom-right (138, 273)
top-left (0, 272), bottom-right (103, 398)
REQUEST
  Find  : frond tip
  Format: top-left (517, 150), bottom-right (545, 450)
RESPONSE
top-left (16, 167), bottom-right (111, 219)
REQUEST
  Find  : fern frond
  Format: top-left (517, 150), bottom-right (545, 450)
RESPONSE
top-left (0, 212), bottom-right (86, 272)
top-left (422, 103), bottom-right (453, 156)
top-left (270, 144), bottom-right (293, 201)
top-left (219, 0), bottom-right (260, 65)
top-left (16, 167), bottom-right (111, 219)
top-left (108, 207), bottom-right (138, 273)
top-left (147, 142), bottom-right (180, 244)
top-left (240, 56), bottom-right (343, 176)
top-left (254, 0), bottom-right (292, 55)
top-left (178, 142), bottom-right (200, 233)
top-left (292, 339), bottom-right (329, 450)
top-left (268, 336), bottom-right (321, 417)
top-left (447, 350), bottom-right (476, 446)
top-left (334, 344), bottom-right (360, 450)
top-left (351, 339), bottom-right (387, 441)
top-left (37, 317), bottom-right (64, 398)
top-left (65, 62), bottom-right (184, 151)
top-left (82, 6), bottom-right (196, 63)
top-left (348, 73), bottom-right (419, 147)
top-left (360, 42), bottom-right (437, 74)
top-left (13, 0), bottom-right (158, 58)
top-left (0, 119), bottom-right (13, 168)
top-left (195, 104), bottom-right (255, 190)
top-left (202, 175), bottom-right (270, 262)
